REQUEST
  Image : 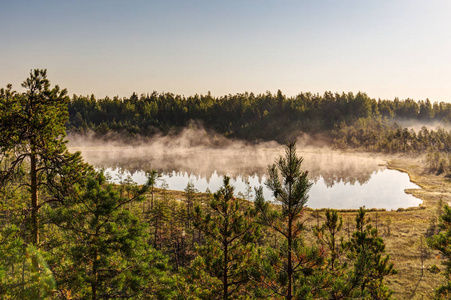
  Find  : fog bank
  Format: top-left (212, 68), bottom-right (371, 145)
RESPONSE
top-left (68, 127), bottom-right (387, 186)
top-left (394, 118), bottom-right (451, 132)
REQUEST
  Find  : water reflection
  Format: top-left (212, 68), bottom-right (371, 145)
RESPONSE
top-left (68, 141), bottom-right (422, 210)
top-left (68, 144), bottom-right (385, 186)
top-left (102, 167), bottom-right (421, 210)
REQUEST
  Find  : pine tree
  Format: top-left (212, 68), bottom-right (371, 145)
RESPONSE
top-left (313, 209), bottom-right (348, 299)
top-left (150, 197), bottom-right (170, 250)
top-left (314, 209), bottom-right (344, 272)
top-left (192, 176), bottom-right (259, 299)
top-left (0, 224), bottom-right (56, 299)
top-left (0, 70), bottom-right (91, 297)
top-left (48, 171), bottom-right (171, 299)
top-left (0, 70), bottom-right (82, 247)
top-left (254, 141), bottom-right (326, 299)
top-left (184, 181), bottom-right (198, 232)
top-left (147, 170), bottom-right (160, 210)
top-left (343, 208), bottom-right (397, 299)
top-left (428, 204), bottom-right (451, 298)
top-left (313, 208), bottom-right (396, 299)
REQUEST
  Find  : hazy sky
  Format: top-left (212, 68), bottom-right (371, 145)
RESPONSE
top-left (1, 1), bottom-right (451, 101)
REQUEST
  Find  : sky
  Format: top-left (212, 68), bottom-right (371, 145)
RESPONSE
top-left (1, 0), bottom-right (451, 101)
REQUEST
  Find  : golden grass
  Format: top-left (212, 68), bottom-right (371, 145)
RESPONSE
top-left (305, 157), bottom-right (447, 299)
top-left (377, 158), bottom-right (448, 298)
top-left (147, 156), bottom-right (447, 298)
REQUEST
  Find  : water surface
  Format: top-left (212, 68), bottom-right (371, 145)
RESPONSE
top-left (103, 167), bottom-right (421, 210)
top-left (68, 134), bottom-right (422, 210)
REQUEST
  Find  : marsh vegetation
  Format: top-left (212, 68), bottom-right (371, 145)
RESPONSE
top-left (2, 70), bottom-right (451, 299)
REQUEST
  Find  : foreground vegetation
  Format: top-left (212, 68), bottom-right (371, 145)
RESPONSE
top-left (2, 70), bottom-right (451, 299)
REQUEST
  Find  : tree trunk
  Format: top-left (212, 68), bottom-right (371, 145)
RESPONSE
top-left (30, 152), bottom-right (40, 286)
top-left (223, 236), bottom-right (228, 300)
top-left (30, 153), bottom-right (39, 247)
top-left (287, 180), bottom-right (293, 300)
top-left (92, 247), bottom-right (98, 300)
top-left (154, 219), bottom-right (158, 249)
top-left (287, 215), bottom-right (292, 300)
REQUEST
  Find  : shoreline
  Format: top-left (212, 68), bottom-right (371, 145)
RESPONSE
top-left (138, 154), bottom-right (443, 298)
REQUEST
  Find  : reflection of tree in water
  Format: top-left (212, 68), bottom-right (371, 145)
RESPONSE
top-left (318, 171), bottom-right (372, 187)
top-left (72, 144), bottom-right (385, 187)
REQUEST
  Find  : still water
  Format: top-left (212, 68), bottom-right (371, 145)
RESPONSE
top-left (68, 133), bottom-right (422, 210)
top-left (103, 167), bottom-right (421, 210)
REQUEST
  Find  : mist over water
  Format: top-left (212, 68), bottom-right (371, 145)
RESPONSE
top-left (394, 118), bottom-right (451, 132)
top-left (68, 128), bottom-right (385, 185)
top-left (67, 128), bottom-right (422, 209)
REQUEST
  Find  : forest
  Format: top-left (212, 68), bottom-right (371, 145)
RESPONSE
top-left (67, 88), bottom-right (450, 142)
top-left (2, 70), bottom-right (451, 299)
top-left (67, 85), bottom-right (451, 175)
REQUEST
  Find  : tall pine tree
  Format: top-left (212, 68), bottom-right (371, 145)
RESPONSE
top-left (0, 69), bottom-right (81, 246)
top-left (254, 141), bottom-right (326, 299)
top-left (0, 70), bottom-right (91, 297)
top-left (191, 176), bottom-right (259, 299)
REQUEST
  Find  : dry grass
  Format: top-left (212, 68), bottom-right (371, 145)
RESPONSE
top-left (272, 156), bottom-right (448, 298)
top-left (148, 155), bottom-right (448, 298)
top-left (380, 158), bottom-right (449, 299)
top-left (305, 156), bottom-right (448, 299)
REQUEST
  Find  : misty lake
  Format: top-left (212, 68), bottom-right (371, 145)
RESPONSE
top-left (103, 168), bottom-right (420, 210)
top-left (68, 131), bottom-right (422, 210)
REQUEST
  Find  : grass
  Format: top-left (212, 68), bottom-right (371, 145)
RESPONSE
top-left (145, 154), bottom-right (447, 298)
top-left (268, 155), bottom-right (448, 298)
top-left (380, 157), bottom-right (447, 298)
top-left (305, 156), bottom-right (446, 299)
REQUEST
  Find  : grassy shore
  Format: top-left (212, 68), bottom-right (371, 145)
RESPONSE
top-left (149, 154), bottom-right (446, 298)
top-left (272, 155), bottom-right (446, 298)
top-left (381, 157), bottom-right (446, 298)
top-left (318, 155), bottom-right (446, 299)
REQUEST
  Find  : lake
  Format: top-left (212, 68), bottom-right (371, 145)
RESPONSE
top-left (68, 133), bottom-right (422, 210)
top-left (102, 167), bottom-right (421, 210)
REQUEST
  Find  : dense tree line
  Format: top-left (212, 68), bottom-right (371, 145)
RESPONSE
top-left (330, 117), bottom-right (451, 174)
top-left (66, 87), bottom-right (451, 175)
top-left (67, 90), bottom-right (451, 143)
top-left (333, 115), bottom-right (451, 152)
top-left (0, 71), bottom-right (401, 298)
